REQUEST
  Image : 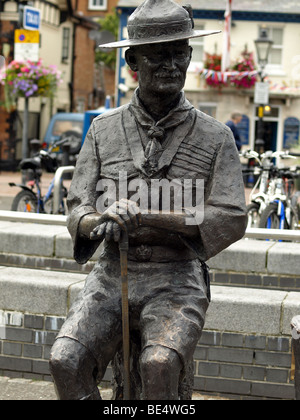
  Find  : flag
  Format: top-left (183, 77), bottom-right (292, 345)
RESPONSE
top-left (221, 0), bottom-right (232, 73)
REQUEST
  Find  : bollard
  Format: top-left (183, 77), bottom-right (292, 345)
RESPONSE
top-left (291, 315), bottom-right (300, 400)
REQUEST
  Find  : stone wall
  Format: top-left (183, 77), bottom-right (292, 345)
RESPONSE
top-left (208, 238), bottom-right (300, 292)
top-left (0, 219), bottom-right (299, 290)
top-left (0, 265), bottom-right (298, 399)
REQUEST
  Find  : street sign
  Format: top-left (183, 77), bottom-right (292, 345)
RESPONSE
top-left (254, 82), bottom-right (269, 105)
top-left (23, 6), bottom-right (41, 31)
top-left (14, 29), bottom-right (40, 61)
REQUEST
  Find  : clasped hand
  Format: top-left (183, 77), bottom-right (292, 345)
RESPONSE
top-left (90, 198), bottom-right (141, 242)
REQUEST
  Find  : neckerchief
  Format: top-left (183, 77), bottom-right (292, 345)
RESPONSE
top-left (128, 88), bottom-right (194, 176)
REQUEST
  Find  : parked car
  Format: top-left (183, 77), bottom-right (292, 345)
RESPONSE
top-left (42, 112), bottom-right (84, 162)
top-left (42, 103), bottom-right (113, 163)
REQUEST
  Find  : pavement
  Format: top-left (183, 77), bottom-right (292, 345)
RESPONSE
top-left (0, 376), bottom-right (230, 401)
top-left (0, 376), bottom-right (112, 401)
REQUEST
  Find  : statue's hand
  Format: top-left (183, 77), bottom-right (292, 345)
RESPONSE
top-left (90, 199), bottom-right (141, 242)
top-left (90, 220), bottom-right (121, 242)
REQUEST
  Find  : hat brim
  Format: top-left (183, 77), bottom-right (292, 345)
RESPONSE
top-left (99, 29), bottom-right (221, 49)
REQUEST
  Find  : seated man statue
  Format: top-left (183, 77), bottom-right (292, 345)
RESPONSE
top-left (49, 0), bottom-right (248, 400)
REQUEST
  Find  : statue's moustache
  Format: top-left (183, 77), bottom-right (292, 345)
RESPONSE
top-left (155, 71), bottom-right (181, 79)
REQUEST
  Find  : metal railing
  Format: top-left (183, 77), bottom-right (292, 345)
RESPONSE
top-left (244, 228), bottom-right (300, 241)
top-left (52, 165), bottom-right (75, 215)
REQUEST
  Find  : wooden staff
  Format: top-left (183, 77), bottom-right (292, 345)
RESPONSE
top-left (119, 229), bottom-right (130, 400)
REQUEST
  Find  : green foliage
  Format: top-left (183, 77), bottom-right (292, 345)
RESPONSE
top-left (95, 10), bottom-right (119, 70)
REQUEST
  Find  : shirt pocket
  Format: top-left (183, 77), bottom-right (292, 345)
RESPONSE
top-left (100, 156), bottom-right (139, 181)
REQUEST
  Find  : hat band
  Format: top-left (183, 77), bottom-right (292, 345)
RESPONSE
top-left (128, 19), bottom-right (193, 41)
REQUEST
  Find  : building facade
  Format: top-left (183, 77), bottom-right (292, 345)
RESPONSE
top-left (0, 0), bottom-right (73, 165)
top-left (70, 0), bottom-right (119, 113)
top-left (116, 0), bottom-right (300, 153)
top-left (0, 0), bottom-right (117, 168)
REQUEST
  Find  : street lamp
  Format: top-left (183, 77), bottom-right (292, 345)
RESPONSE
top-left (254, 28), bottom-right (273, 152)
top-left (255, 28), bottom-right (274, 72)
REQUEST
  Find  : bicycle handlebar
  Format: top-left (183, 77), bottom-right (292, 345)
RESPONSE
top-left (272, 151), bottom-right (297, 159)
top-left (240, 149), bottom-right (298, 164)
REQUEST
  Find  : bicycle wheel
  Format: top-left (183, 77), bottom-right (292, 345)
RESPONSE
top-left (259, 202), bottom-right (287, 229)
top-left (43, 195), bottom-right (54, 214)
top-left (43, 193), bottom-right (66, 215)
top-left (11, 190), bottom-right (38, 213)
top-left (246, 202), bottom-right (260, 228)
top-left (286, 207), bottom-right (299, 230)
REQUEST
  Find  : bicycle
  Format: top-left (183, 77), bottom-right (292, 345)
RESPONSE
top-left (9, 138), bottom-right (70, 214)
top-left (241, 149), bottom-right (298, 228)
top-left (259, 166), bottom-right (300, 231)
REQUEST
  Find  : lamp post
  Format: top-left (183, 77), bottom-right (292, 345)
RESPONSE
top-left (254, 28), bottom-right (273, 152)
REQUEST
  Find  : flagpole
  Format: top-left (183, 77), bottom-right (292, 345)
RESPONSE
top-left (221, 0), bottom-right (232, 73)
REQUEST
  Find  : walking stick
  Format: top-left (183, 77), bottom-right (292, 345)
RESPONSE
top-left (119, 229), bottom-right (130, 400)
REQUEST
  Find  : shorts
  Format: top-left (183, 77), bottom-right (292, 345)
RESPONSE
top-left (56, 256), bottom-right (209, 371)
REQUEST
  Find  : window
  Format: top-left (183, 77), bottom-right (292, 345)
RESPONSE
top-left (188, 23), bottom-right (205, 71)
top-left (61, 27), bottom-right (70, 62)
top-left (259, 27), bottom-right (284, 73)
top-left (198, 103), bottom-right (217, 118)
top-left (283, 117), bottom-right (300, 149)
top-left (39, 1), bottom-right (60, 27)
top-left (88, 0), bottom-right (107, 11)
top-left (268, 27), bottom-right (283, 65)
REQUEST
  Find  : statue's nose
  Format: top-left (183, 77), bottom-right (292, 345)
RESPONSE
top-left (162, 55), bottom-right (177, 70)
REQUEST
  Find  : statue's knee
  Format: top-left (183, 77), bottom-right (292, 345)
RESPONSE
top-left (140, 345), bottom-right (181, 377)
top-left (49, 337), bottom-right (84, 379)
top-left (49, 338), bottom-right (101, 400)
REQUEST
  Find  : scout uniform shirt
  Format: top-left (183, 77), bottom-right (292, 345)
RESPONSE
top-left (67, 88), bottom-right (247, 265)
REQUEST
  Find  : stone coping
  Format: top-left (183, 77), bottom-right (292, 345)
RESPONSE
top-left (0, 220), bottom-right (300, 275)
top-left (0, 266), bottom-right (298, 337)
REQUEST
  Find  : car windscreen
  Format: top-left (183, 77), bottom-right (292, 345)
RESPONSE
top-left (52, 120), bottom-right (83, 137)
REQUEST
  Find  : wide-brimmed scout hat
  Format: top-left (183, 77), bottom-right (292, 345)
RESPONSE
top-left (99, 0), bottom-right (220, 49)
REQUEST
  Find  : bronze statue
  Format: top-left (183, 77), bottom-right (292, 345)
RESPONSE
top-left (49, 0), bottom-right (247, 400)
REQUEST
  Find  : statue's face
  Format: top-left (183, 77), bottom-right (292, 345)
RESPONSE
top-left (131, 40), bottom-right (192, 97)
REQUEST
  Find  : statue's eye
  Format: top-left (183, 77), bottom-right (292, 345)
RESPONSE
top-left (175, 50), bottom-right (187, 59)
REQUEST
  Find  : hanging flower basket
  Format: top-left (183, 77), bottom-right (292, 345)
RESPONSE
top-left (0, 59), bottom-right (62, 110)
top-left (202, 53), bottom-right (229, 89)
top-left (199, 50), bottom-right (258, 90)
top-left (230, 51), bottom-right (257, 89)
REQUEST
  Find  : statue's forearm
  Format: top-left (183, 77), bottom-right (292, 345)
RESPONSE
top-left (140, 211), bottom-right (199, 238)
top-left (78, 210), bottom-right (200, 241)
